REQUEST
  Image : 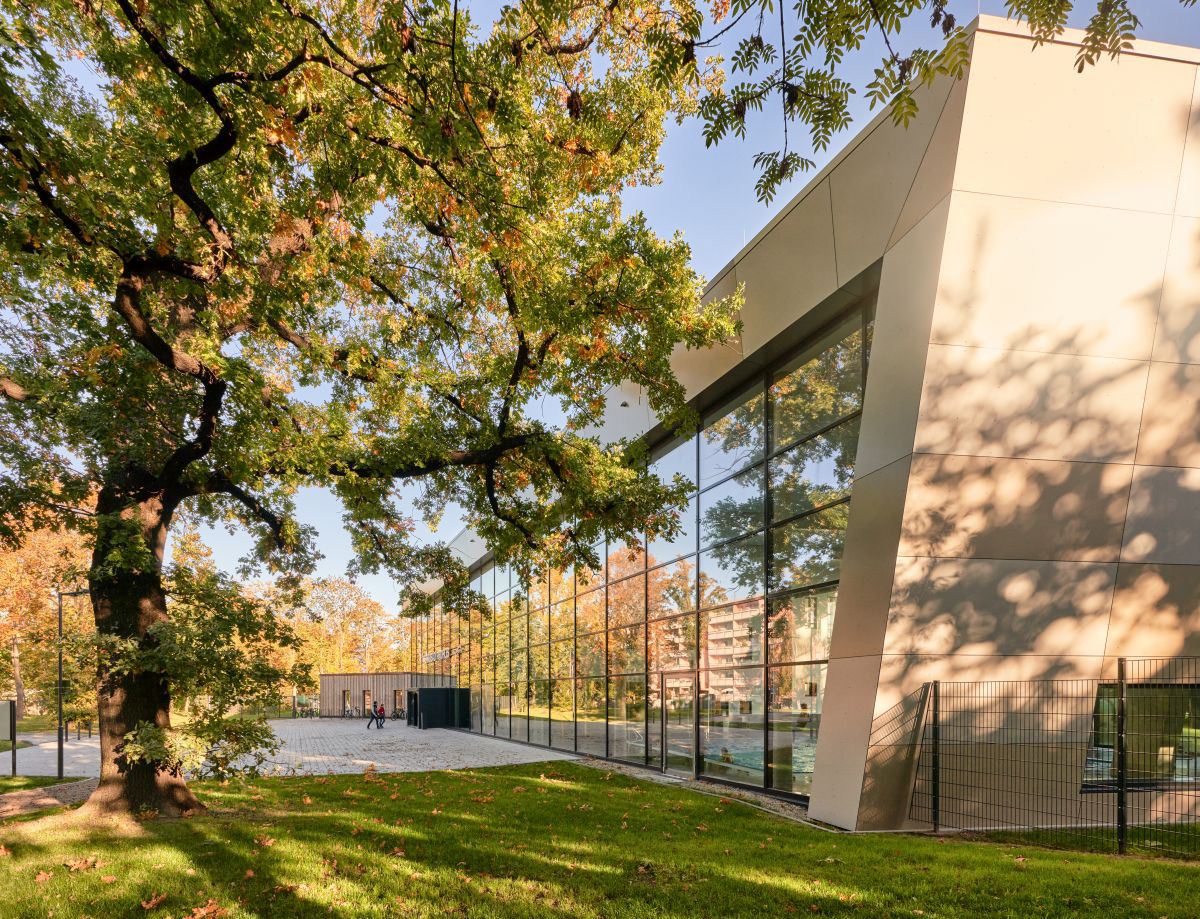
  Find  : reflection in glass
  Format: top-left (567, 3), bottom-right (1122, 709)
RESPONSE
top-left (770, 315), bottom-right (863, 450)
top-left (608, 624), bottom-right (645, 674)
top-left (702, 601), bottom-right (763, 668)
top-left (648, 557), bottom-right (697, 619)
top-left (495, 683), bottom-right (511, 739)
top-left (647, 495), bottom-right (696, 566)
top-left (652, 434), bottom-right (697, 490)
top-left (607, 574), bottom-right (645, 627)
top-left (576, 678), bottom-right (606, 755)
top-left (530, 643), bottom-right (549, 681)
top-left (699, 532), bottom-right (764, 608)
top-left (576, 541), bottom-right (606, 591)
top-left (609, 676), bottom-right (647, 762)
top-left (550, 639), bottom-right (574, 678)
top-left (700, 465), bottom-right (764, 548)
top-left (768, 587), bottom-right (837, 664)
top-left (700, 384), bottom-right (764, 487)
top-left (769, 505), bottom-right (848, 591)
top-left (768, 664), bottom-right (825, 794)
top-left (512, 682), bottom-right (529, 742)
top-left (549, 599), bottom-right (573, 641)
top-left (529, 680), bottom-right (550, 746)
top-left (528, 604), bottom-right (549, 644)
top-left (607, 540), bottom-right (645, 581)
top-left (510, 607), bottom-right (528, 649)
top-left (769, 418), bottom-right (859, 522)
top-left (700, 667), bottom-right (764, 785)
top-left (576, 630), bottom-right (605, 677)
top-left (550, 679), bottom-right (574, 750)
top-left (649, 614), bottom-right (697, 672)
top-left (576, 588), bottom-right (605, 634)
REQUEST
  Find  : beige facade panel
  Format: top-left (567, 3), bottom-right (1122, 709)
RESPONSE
top-left (955, 30), bottom-right (1195, 213)
top-left (876, 653), bottom-right (1109, 709)
top-left (888, 75), bottom-right (969, 248)
top-left (1105, 563), bottom-right (1200, 658)
top-left (1122, 464), bottom-right (1200, 565)
top-left (1172, 69), bottom-right (1200, 218)
top-left (318, 672), bottom-right (454, 717)
top-left (931, 194), bottom-right (1170, 361)
top-left (807, 653), bottom-right (884, 829)
top-left (852, 198), bottom-right (949, 478)
top-left (899, 453), bottom-right (1132, 562)
top-left (828, 455), bottom-right (913, 661)
top-left (1151, 216), bottom-right (1200, 364)
top-left (829, 74), bottom-right (952, 285)
top-left (736, 180), bottom-right (838, 356)
top-left (883, 557), bottom-right (1116, 659)
top-left (913, 344), bottom-right (1148, 464)
top-left (1136, 359), bottom-right (1200, 467)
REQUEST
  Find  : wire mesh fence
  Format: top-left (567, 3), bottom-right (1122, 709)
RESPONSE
top-left (908, 658), bottom-right (1200, 859)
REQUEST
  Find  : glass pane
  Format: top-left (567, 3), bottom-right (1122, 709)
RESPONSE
top-left (482, 684), bottom-right (496, 735)
top-left (576, 678), bottom-right (606, 755)
top-left (699, 532), bottom-right (764, 608)
top-left (530, 643), bottom-right (549, 680)
top-left (649, 613), bottom-right (697, 672)
top-left (607, 540), bottom-right (645, 581)
top-left (529, 604), bottom-right (549, 644)
top-left (608, 624), bottom-right (645, 674)
top-left (609, 676), bottom-right (647, 762)
top-left (647, 494), bottom-right (697, 567)
top-left (495, 684), bottom-right (511, 738)
top-left (700, 465), bottom-right (764, 548)
top-left (550, 563), bottom-right (574, 605)
top-left (652, 434), bottom-right (697, 491)
top-left (576, 630), bottom-right (606, 677)
top-left (768, 587), bottom-right (837, 664)
top-left (607, 574), bottom-right (645, 627)
top-left (770, 314), bottom-right (864, 450)
top-left (496, 563), bottom-right (512, 593)
top-left (702, 600), bottom-right (763, 669)
top-left (479, 564), bottom-right (494, 598)
top-left (550, 600), bottom-right (573, 641)
top-left (700, 384), bottom-right (765, 487)
top-left (470, 688), bottom-right (482, 731)
top-left (529, 680), bottom-right (550, 746)
top-left (649, 557), bottom-right (697, 619)
top-left (550, 639), bottom-right (574, 678)
top-left (550, 679), bottom-right (574, 750)
top-left (511, 648), bottom-right (528, 683)
top-left (510, 607), bottom-right (528, 649)
top-left (700, 666), bottom-right (765, 786)
top-left (512, 683), bottom-right (529, 742)
top-left (576, 587), bottom-right (606, 635)
top-left (768, 664), bottom-right (825, 795)
top-left (770, 418), bottom-right (859, 522)
top-left (770, 504), bottom-right (849, 592)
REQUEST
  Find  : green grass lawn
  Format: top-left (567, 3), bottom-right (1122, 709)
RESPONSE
top-left (0, 762), bottom-right (1194, 918)
top-left (0, 776), bottom-right (82, 794)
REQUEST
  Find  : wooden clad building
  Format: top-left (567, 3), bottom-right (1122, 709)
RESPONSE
top-left (318, 672), bottom-right (455, 717)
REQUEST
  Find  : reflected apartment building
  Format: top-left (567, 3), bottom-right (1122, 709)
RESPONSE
top-left (409, 16), bottom-right (1200, 830)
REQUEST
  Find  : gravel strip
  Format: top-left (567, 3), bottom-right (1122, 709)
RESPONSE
top-left (0, 778), bottom-right (97, 820)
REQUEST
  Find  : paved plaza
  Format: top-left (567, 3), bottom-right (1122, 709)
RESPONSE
top-left (4, 718), bottom-right (574, 780)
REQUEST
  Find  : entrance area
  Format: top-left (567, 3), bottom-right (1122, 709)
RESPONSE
top-left (658, 672), bottom-right (696, 778)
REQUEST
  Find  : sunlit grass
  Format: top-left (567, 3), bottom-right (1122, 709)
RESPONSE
top-left (0, 762), bottom-right (1195, 918)
top-left (0, 775), bottom-right (80, 793)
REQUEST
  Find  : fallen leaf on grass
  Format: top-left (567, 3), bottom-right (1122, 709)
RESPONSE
top-left (245, 869), bottom-right (255, 879)
top-left (189, 899), bottom-right (228, 918)
top-left (102, 875), bottom-right (117, 884)
top-left (0, 845), bottom-right (10, 857)
top-left (254, 836), bottom-right (275, 848)
top-left (35, 870), bottom-right (52, 884)
top-left (141, 893), bottom-right (167, 910)
top-left (64, 856), bottom-right (100, 872)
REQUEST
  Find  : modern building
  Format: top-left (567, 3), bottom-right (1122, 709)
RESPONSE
top-left (408, 15), bottom-right (1200, 831)
top-left (317, 672), bottom-right (453, 718)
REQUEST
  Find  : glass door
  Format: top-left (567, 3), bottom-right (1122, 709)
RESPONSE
top-left (659, 671), bottom-right (697, 778)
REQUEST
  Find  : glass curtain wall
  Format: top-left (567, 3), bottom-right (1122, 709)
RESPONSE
top-left (419, 302), bottom-right (872, 798)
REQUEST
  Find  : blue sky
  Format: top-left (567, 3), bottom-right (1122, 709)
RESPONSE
top-left (196, 1), bottom-right (1200, 607)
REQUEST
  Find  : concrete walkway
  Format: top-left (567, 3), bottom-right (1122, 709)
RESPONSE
top-left (4, 719), bottom-right (574, 782)
top-left (262, 718), bottom-right (576, 775)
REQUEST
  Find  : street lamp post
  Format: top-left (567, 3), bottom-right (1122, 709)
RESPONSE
top-left (55, 588), bottom-right (89, 780)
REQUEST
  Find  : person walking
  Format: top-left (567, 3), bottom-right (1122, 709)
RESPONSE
top-left (366, 701), bottom-right (379, 729)
top-left (375, 702), bottom-right (386, 728)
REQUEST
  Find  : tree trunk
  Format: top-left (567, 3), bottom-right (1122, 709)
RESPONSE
top-left (80, 488), bottom-right (203, 818)
top-left (11, 633), bottom-right (23, 722)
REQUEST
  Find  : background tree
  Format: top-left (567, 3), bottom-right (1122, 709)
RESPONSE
top-left (0, 0), bottom-right (737, 816)
top-left (0, 518), bottom-right (90, 720)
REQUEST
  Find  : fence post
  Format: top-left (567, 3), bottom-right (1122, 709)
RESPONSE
top-left (1116, 658), bottom-right (1127, 854)
top-left (931, 680), bottom-right (941, 834)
